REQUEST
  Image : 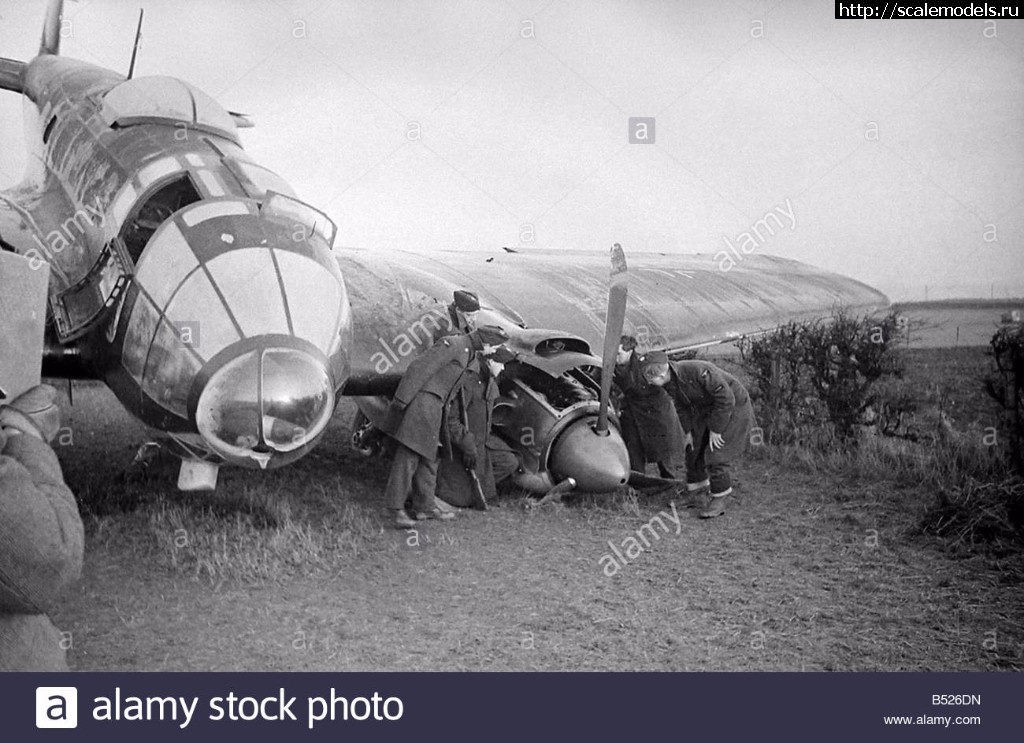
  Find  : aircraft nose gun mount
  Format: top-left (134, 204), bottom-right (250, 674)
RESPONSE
top-left (196, 347), bottom-right (335, 470)
top-left (0, 4), bottom-right (355, 492)
top-left (116, 196), bottom-right (352, 484)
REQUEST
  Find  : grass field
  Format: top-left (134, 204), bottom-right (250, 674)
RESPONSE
top-left (49, 346), bottom-right (1023, 671)
top-left (894, 302), bottom-right (1022, 349)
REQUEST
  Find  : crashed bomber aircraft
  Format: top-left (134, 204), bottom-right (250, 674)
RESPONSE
top-left (0, 1), bottom-right (889, 494)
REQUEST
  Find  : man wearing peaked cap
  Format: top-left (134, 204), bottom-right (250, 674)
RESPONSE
top-left (380, 325), bottom-right (510, 527)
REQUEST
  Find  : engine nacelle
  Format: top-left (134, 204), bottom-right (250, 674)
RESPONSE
top-left (493, 374), bottom-right (629, 492)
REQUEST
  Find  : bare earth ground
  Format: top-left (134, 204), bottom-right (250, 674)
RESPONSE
top-left (51, 347), bottom-right (1024, 671)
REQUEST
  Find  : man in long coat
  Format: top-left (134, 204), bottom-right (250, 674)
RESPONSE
top-left (664, 360), bottom-right (755, 518)
top-left (1, 385), bottom-right (84, 670)
top-left (614, 339), bottom-right (684, 478)
top-left (381, 325), bottom-right (509, 527)
top-left (435, 346), bottom-right (514, 508)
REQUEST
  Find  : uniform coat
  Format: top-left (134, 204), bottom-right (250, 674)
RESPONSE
top-left (614, 353), bottom-right (684, 469)
top-left (665, 360), bottom-right (755, 493)
top-left (436, 359), bottom-right (500, 508)
top-left (0, 427), bottom-right (84, 671)
top-left (382, 334), bottom-right (477, 460)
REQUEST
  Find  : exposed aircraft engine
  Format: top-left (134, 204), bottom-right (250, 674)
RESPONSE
top-left (493, 364), bottom-right (629, 492)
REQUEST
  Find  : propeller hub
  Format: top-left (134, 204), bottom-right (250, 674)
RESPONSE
top-left (549, 416), bottom-right (630, 491)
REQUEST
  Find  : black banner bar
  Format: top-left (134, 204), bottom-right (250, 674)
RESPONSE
top-left (1, 672), bottom-right (1020, 742)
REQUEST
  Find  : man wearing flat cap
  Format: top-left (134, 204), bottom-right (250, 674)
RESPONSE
top-left (381, 325), bottom-right (510, 527)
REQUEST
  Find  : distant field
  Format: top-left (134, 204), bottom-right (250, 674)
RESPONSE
top-left (688, 302), bottom-right (1018, 358)
top-left (893, 302), bottom-right (1021, 349)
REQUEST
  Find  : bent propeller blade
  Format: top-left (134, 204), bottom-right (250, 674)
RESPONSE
top-left (595, 243), bottom-right (628, 434)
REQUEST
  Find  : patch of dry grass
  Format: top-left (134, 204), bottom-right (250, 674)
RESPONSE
top-left (922, 479), bottom-right (1024, 557)
top-left (53, 366), bottom-right (1024, 672)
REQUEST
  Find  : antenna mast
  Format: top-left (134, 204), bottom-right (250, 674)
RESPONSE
top-left (127, 9), bottom-right (144, 79)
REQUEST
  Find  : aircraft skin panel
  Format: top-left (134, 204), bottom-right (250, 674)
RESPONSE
top-left (337, 248), bottom-right (890, 383)
top-left (0, 175), bottom-right (84, 287)
top-left (2, 57), bottom-right (249, 303)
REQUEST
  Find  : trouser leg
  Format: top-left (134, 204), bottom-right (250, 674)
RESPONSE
top-left (489, 445), bottom-right (520, 485)
top-left (621, 411), bottom-right (646, 471)
top-left (686, 424), bottom-right (710, 490)
top-left (385, 443), bottom-right (420, 510)
top-left (708, 462), bottom-right (732, 497)
top-left (700, 461), bottom-right (731, 518)
top-left (410, 454), bottom-right (439, 512)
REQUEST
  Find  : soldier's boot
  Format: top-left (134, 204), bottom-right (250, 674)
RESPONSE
top-left (415, 508), bottom-right (455, 521)
top-left (682, 479), bottom-right (710, 509)
top-left (392, 508), bottom-right (416, 529)
top-left (699, 488), bottom-right (732, 519)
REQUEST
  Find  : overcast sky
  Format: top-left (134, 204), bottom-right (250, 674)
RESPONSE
top-left (1, 0), bottom-right (1022, 300)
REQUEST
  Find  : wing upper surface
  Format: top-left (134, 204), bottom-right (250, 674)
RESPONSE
top-left (337, 248), bottom-right (889, 355)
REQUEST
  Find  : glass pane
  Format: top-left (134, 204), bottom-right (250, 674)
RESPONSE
top-left (102, 77), bottom-right (238, 141)
top-left (261, 349), bottom-right (333, 452)
top-left (164, 270), bottom-right (241, 360)
top-left (122, 289), bottom-right (160, 383)
top-left (206, 249), bottom-right (290, 339)
top-left (134, 223), bottom-right (198, 308)
top-left (274, 250), bottom-right (342, 353)
top-left (58, 247), bottom-right (127, 336)
top-left (136, 157), bottom-right (181, 190)
top-left (195, 350), bottom-right (262, 458)
top-left (189, 84), bottom-right (240, 139)
top-left (226, 159), bottom-right (296, 199)
top-left (110, 183), bottom-right (138, 228)
top-left (194, 169), bottom-right (226, 197)
top-left (142, 319), bottom-right (202, 415)
top-left (104, 78), bottom-right (194, 122)
top-left (260, 192), bottom-right (336, 247)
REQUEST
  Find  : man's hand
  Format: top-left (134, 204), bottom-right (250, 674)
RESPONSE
top-left (0, 406), bottom-right (44, 440)
top-left (708, 431), bottom-right (725, 451)
top-left (0, 384), bottom-right (61, 442)
top-left (458, 433), bottom-right (478, 469)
